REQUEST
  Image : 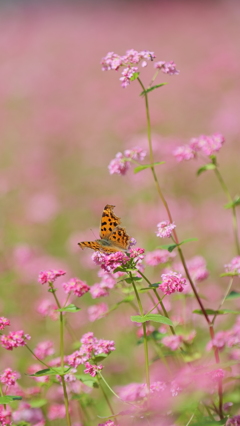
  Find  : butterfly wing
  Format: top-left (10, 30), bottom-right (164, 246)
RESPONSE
top-left (78, 241), bottom-right (103, 251)
top-left (100, 204), bottom-right (121, 239)
top-left (107, 226), bottom-right (131, 251)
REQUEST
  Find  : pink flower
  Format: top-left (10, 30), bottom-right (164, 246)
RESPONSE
top-left (88, 303), bottom-right (108, 322)
top-left (101, 52), bottom-right (122, 71)
top-left (108, 152), bottom-right (130, 175)
top-left (84, 362), bottom-right (103, 377)
top-left (189, 133), bottom-right (225, 156)
top-left (129, 247), bottom-right (145, 261)
top-left (173, 145), bottom-right (195, 162)
top-left (1, 330), bottom-right (31, 351)
top-left (120, 66), bottom-right (138, 88)
top-left (90, 283), bottom-right (109, 299)
top-left (154, 60), bottom-right (179, 75)
top-left (225, 256), bottom-right (240, 275)
top-left (99, 252), bottom-right (129, 273)
top-left (34, 340), bottom-right (54, 360)
top-left (37, 299), bottom-right (58, 320)
top-left (0, 368), bottom-right (20, 386)
top-left (0, 406), bottom-right (12, 425)
top-left (12, 402), bottom-right (44, 425)
top-left (67, 350), bottom-right (86, 368)
top-left (38, 269), bottom-right (66, 285)
top-left (0, 317), bottom-right (10, 330)
top-left (62, 278), bottom-right (90, 297)
top-left (48, 404), bottom-right (66, 420)
top-left (162, 335), bottom-right (183, 351)
top-left (145, 249), bottom-right (175, 266)
top-left (124, 147), bottom-right (146, 161)
top-left (117, 382), bottom-right (147, 402)
top-left (159, 271), bottom-right (186, 295)
top-left (226, 415), bottom-right (240, 426)
top-left (98, 421), bottom-right (116, 426)
top-left (156, 220), bottom-right (176, 238)
top-left (207, 368), bottom-right (225, 382)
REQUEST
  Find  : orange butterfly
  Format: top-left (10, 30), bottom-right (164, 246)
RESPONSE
top-left (78, 204), bottom-right (131, 253)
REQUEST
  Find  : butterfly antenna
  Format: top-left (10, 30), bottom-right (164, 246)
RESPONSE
top-left (90, 228), bottom-right (97, 239)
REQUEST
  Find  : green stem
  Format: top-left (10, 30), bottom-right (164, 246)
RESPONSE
top-left (97, 376), bottom-right (118, 424)
top-left (61, 376), bottom-right (72, 426)
top-left (137, 77), bottom-right (223, 418)
top-left (213, 165), bottom-right (240, 255)
top-left (129, 272), bottom-right (150, 391)
top-left (212, 278), bottom-right (233, 324)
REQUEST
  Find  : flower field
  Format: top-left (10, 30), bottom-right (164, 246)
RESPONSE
top-left (1, 1), bottom-right (240, 425)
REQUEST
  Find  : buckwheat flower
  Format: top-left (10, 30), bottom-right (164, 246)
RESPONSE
top-left (34, 340), bottom-right (54, 360)
top-left (0, 368), bottom-right (20, 387)
top-left (129, 247), bottom-right (145, 261)
top-left (117, 383), bottom-right (147, 401)
top-left (0, 406), bottom-right (11, 426)
top-left (101, 52), bottom-right (122, 71)
top-left (124, 147), bottom-right (147, 161)
top-left (139, 50), bottom-right (156, 61)
top-left (80, 331), bottom-right (97, 345)
top-left (223, 402), bottom-right (233, 412)
top-left (206, 330), bottom-right (229, 351)
top-left (150, 381), bottom-right (167, 393)
top-left (84, 362), bottom-right (103, 377)
top-left (129, 237), bottom-right (137, 248)
top-left (101, 252), bottom-right (129, 273)
top-left (37, 299), bottom-right (58, 320)
top-left (173, 145), bottom-right (195, 162)
top-left (90, 283), bottom-right (109, 299)
top-left (189, 133), bottom-right (225, 156)
top-left (98, 420), bottom-right (116, 426)
top-left (1, 330), bottom-right (31, 351)
top-left (207, 368), bottom-right (225, 383)
top-left (0, 317), bottom-right (10, 330)
top-left (162, 335), bottom-right (183, 351)
top-left (170, 380), bottom-right (182, 397)
top-left (48, 404), bottom-right (66, 420)
top-left (156, 220), bottom-right (176, 238)
top-left (145, 249), bottom-right (175, 266)
top-left (155, 60), bottom-right (180, 75)
top-left (108, 152), bottom-right (130, 175)
top-left (95, 339), bottom-right (115, 355)
top-left (92, 251), bottom-right (107, 265)
top-left (88, 303), bottom-right (108, 322)
top-left (225, 256), bottom-right (240, 275)
top-left (98, 270), bottom-right (116, 289)
top-left (67, 350), bottom-right (85, 368)
top-left (62, 278), bottom-right (90, 297)
top-left (38, 269), bottom-right (66, 285)
top-left (226, 416), bottom-right (240, 426)
top-left (159, 271), bottom-right (186, 295)
top-left (120, 66), bottom-right (138, 88)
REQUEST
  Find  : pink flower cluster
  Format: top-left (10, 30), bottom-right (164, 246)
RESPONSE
top-left (174, 256), bottom-right (209, 283)
top-left (68, 332), bottom-right (115, 368)
top-left (84, 361), bottom-right (103, 377)
top-left (159, 271), bottom-right (186, 295)
top-left (0, 317), bottom-right (10, 330)
top-left (37, 299), bottom-right (58, 320)
top-left (101, 49), bottom-right (156, 87)
top-left (98, 420), bottom-right (116, 426)
top-left (38, 269), bottom-right (66, 285)
top-left (225, 256), bottom-right (240, 275)
top-left (207, 317), bottom-right (240, 351)
top-left (108, 147), bottom-right (146, 175)
top-left (156, 220), bottom-right (176, 238)
top-left (34, 340), bottom-right (54, 360)
top-left (90, 270), bottom-right (117, 299)
top-left (162, 331), bottom-right (196, 351)
top-left (1, 330), bottom-right (31, 351)
top-left (88, 303), bottom-right (108, 322)
top-left (154, 61), bottom-right (180, 75)
top-left (117, 380), bottom-right (167, 402)
top-left (0, 406), bottom-right (11, 426)
top-left (145, 249), bottom-right (175, 266)
top-left (173, 133), bottom-right (225, 162)
top-left (62, 278), bottom-right (90, 297)
top-left (226, 416), bottom-right (240, 426)
top-left (48, 404), bottom-right (66, 420)
top-left (0, 368), bottom-right (20, 387)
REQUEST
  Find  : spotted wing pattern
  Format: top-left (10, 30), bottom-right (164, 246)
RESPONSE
top-left (78, 205), bottom-right (131, 253)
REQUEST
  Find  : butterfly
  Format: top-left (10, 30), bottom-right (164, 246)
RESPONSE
top-left (78, 204), bottom-right (131, 253)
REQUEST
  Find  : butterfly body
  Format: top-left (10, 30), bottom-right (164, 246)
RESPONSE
top-left (78, 205), bottom-right (131, 253)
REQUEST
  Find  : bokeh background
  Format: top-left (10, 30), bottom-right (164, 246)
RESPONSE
top-left (1, 0), bottom-right (240, 415)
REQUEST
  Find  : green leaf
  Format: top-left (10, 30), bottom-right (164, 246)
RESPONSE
top-left (158, 238), bottom-right (197, 252)
top-left (56, 304), bottom-right (81, 313)
top-left (93, 353), bottom-right (108, 362)
top-left (197, 163), bottom-right (216, 176)
top-left (30, 367), bottom-right (71, 377)
top-left (0, 395), bottom-right (22, 404)
top-left (193, 309), bottom-right (240, 316)
top-left (134, 162), bottom-right (165, 174)
top-left (131, 314), bottom-right (173, 326)
top-left (140, 83), bottom-right (167, 96)
top-left (225, 196), bottom-right (240, 209)
top-left (220, 271), bottom-right (239, 277)
top-left (30, 399), bottom-right (47, 408)
top-left (125, 277), bottom-right (142, 284)
top-left (130, 72), bottom-right (140, 81)
top-left (226, 290), bottom-right (240, 300)
top-left (76, 374), bottom-right (99, 388)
